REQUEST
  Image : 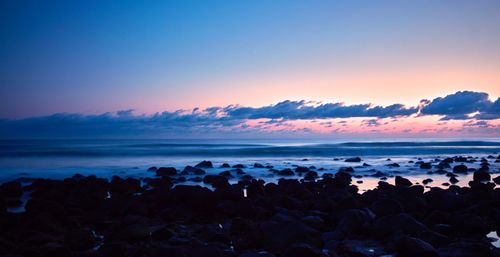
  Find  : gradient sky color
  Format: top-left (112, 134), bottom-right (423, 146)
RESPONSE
top-left (0, 1), bottom-right (499, 138)
top-left (2, 0), bottom-right (500, 116)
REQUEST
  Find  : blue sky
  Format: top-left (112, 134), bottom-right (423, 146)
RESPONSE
top-left (0, 1), bottom-right (499, 138)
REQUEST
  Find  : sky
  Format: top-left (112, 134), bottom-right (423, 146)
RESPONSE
top-left (0, 0), bottom-right (499, 138)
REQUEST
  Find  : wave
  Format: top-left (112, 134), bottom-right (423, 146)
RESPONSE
top-left (0, 139), bottom-right (498, 158)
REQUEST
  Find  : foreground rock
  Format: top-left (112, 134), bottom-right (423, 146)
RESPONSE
top-left (0, 167), bottom-right (498, 257)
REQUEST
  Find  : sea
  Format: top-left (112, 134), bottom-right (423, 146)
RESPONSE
top-left (0, 138), bottom-right (499, 192)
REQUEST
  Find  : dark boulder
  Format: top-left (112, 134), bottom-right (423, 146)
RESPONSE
top-left (345, 157), bottom-right (361, 162)
top-left (395, 176), bottom-right (413, 187)
top-left (452, 164), bottom-right (468, 173)
top-left (397, 236), bottom-right (438, 257)
top-left (295, 166), bottom-right (310, 173)
top-left (373, 213), bottom-right (427, 237)
top-left (493, 175), bottom-right (500, 185)
top-left (303, 171), bottom-right (318, 181)
top-left (472, 169), bottom-right (490, 182)
top-left (182, 165), bottom-right (206, 175)
top-left (203, 175), bottom-right (230, 188)
top-left (420, 163), bottom-right (432, 169)
top-left (64, 228), bottom-right (95, 251)
top-left (253, 163), bottom-right (264, 168)
top-left (221, 163), bottom-right (231, 168)
top-left (277, 168), bottom-right (294, 176)
top-left (336, 209), bottom-right (375, 237)
top-left (0, 181), bottom-right (22, 197)
top-left (370, 198), bottom-right (402, 217)
top-left (386, 163), bottom-right (400, 167)
top-left (258, 218), bottom-right (321, 253)
top-left (195, 160), bottom-right (213, 168)
top-left (282, 243), bottom-right (324, 257)
top-left (155, 167), bottom-right (177, 176)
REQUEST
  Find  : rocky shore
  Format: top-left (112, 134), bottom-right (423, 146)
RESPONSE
top-left (0, 156), bottom-right (499, 257)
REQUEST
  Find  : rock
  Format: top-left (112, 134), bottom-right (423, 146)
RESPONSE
top-left (239, 252), bottom-right (276, 257)
top-left (373, 213), bottom-right (427, 237)
top-left (151, 227), bottom-right (173, 241)
top-left (195, 160), bottom-right (213, 168)
top-left (386, 163), bottom-right (400, 167)
top-left (334, 240), bottom-right (386, 257)
top-left (452, 164), bottom-right (468, 173)
top-left (449, 176), bottom-right (459, 184)
top-left (282, 243), bottom-right (324, 257)
top-left (420, 163), bottom-right (432, 169)
top-left (219, 170), bottom-right (233, 177)
top-left (203, 175), bottom-right (230, 188)
top-left (422, 178), bottom-right (433, 185)
top-left (395, 176), bottom-right (413, 187)
top-left (303, 171), bottom-right (318, 181)
top-left (473, 170), bottom-right (490, 182)
top-left (221, 163), bottom-right (231, 168)
top-left (0, 181), bottom-right (22, 197)
top-left (345, 157), bottom-right (361, 162)
top-left (253, 163), bottom-right (264, 168)
top-left (339, 167), bottom-right (354, 173)
top-left (64, 228), bottom-right (95, 251)
top-left (370, 199), bottom-right (402, 217)
top-left (182, 165), bottom-right (206, 175)
top-left (277, 168), bottom-right (294, 176)
top-left (438, 241), bottom-right (493, 257)
top-left (155, 167), bottom-right (177, 176)
top-left (147, 166), bottom-right (157, 172)
top-left (493, 175), bottom-right (500, 184)
top-left (233, 164), bottom-right (246, 168)
top-left (301, 216), bottom-right (324, 230)
top-left (259, 218), bottom-right (321, 253)
top-left (370, 171), bottom-right (387, 177)
top-left (336, 209), bottom-right (375, 236)
top-left (295, 166), bottom-right (310, 173)
top-left (119, 223), bottom-right (150, 243)
top-left (397, 236), bottom-right (438, 257)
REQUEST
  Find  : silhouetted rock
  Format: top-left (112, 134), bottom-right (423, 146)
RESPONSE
top-left (195, 160), bottom-right (214, 168)
top-left (156, 167), bottom-right (177, 176)
top-left (395, 176), bottom-right (413, 187)
top-left (472, 169), bottom-right (490, 182)
top-left (452, 164), bottom-right (468, 173)
top-left (345, 157), bottom-right (361, 162)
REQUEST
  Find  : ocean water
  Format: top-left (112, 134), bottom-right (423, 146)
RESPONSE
top-left (0, 139), bottom-right (499, 191)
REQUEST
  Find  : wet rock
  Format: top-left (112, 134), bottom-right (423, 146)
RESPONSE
top-left (386, 163), bottom-right (400, 167)
top-left (420, 163), bottom-right (432, 169)
top-left (373, 213), bottom-right (427, 237)
top-left (493, 175), bottom-right (500, 185)
top-left (195, 160), bottom-right (213, 168)
top-left (295, 166), bottom-right (310, 173)
top-left (276, 168), bottom-right (294, 176)
top-left (370, 171), bottom-right (387, 177)
top-left (336, 209), bottom-right (375, 236)
top-left (370, 198), bottom-right (402, 217)
top-left (155, 167), bottom-right (177, 176)
top-left (422, 178), bottom-right (433, 185)
top-left (0, 181), bottom-right (22, 197)
top-left (452, 164), bottom-right (468, 173)
top-left (282, 243), bottom-right (324, 257)
top-left (182, 165), bottom-right (206, 175)
top-left (345, 157), bottom-right (362, 162)
top-left (147, 166), bottom-right (157, 172)
top-left (334, 240), bottom-right (387, 257)
top-left (253, 163), bottom-right (264, 168)
top-left (203, 175), bottom-right (230, 188)
top-left (221, 163), bottom-right (231, 168)
top-left (259, 218), bottom-right (321, 253)
top-left (303, 171), bottom-right (318, 181)
top-left (438, 241), bottom-right (493, 257)
top-left (449, 176), bottom-right (459, 184)
top-left (395, 176), bottom-right (413, 187)
top-left (301, 216), bottom-right (324, 230)
top-left (473, 169), bottom-right (490, 182)
top-left (119, 223), bottom-right (150, 243)
top-left (151, 227), bottom-right (174, 241)
top-left (339, 167), bottom-right (354, 173)
top-left (64, 228), bottom-right (95, 251)
top-left (219, 170), bottom-right (233, 177)
top-left (397, 236), bottom-right (438, 257)
top-left (233, 164), bottom-right (246, 168)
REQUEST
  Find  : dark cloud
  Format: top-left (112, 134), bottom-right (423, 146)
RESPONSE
top-left (0, 91), bottom-right (498, 138)
top-left (225, 101), bottom-right (417, 120)
top-left (420, 91), bottom-right (499, 120)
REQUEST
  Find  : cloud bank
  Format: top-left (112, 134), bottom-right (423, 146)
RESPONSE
top-left (0, 91), bottom-right (498, 138)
